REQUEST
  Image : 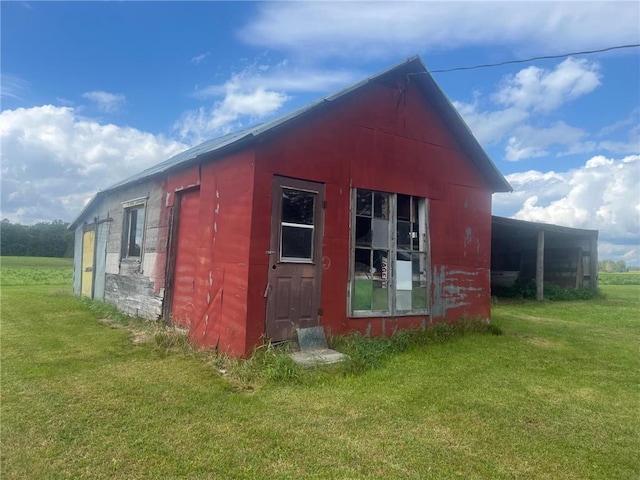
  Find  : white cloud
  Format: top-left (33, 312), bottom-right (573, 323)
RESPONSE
top-left (240, 2), bottom-right (639, 59)
top-left (493, 58), bottom-right (601, 113)
top-left (505, 122), bottom-right (590, 162)
top-left (452, 101), bottom-right (528, 145)
top-left (0, 105), bottom-right (186, 224)
top-left (82, 91), bottom-right (126, 113)
top-left (175, 60), bottom-right (338, 143)
top-left (1, 74), bottom-right (29, 100)
top-left (194, 65), bottom-right (359, 99)
top-left (455, 58), bottom-right (608, 161)
top-left (191, 52), bottom-right (210, 65)
top-left (493, 154), bottom-right (640, 263)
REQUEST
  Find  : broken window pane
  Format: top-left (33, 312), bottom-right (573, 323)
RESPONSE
top-left (397, 194), bottom-right (411, 221)
top-left (282, 189), bottom-right (315, 225)
top-left (354, 248), bottom-right (372, 276)
top-left (356, 190), bottom-right (372, 216)
top-left (374, 192), bottom-right (389, 219)
top-left (372, 250), bottom-right (389, 287)
top-left (355, 216), bottom-right (372, 246)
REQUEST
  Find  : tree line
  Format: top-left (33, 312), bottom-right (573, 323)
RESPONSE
top-left (1, 219), bottom-right (74, 258)
top-left (598, 259), bottom-right (631, 273)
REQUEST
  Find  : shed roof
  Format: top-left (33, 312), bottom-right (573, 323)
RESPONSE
top-left (71, 55), bottom-right (511, 229)
top-left (492, 216), bottom-right (599, 239)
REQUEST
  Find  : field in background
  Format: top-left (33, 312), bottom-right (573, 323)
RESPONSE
top-left (2, 258), bottom-right (639, 479)
top-left (598, 271), bottom-right (640, 285)
top-left (0, 256), bottom-right (73, 287)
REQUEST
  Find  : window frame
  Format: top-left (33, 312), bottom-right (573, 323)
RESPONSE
top-left (278, 187), bottom-right (317, 264)
top-left (348, 188), bottom-right (430, 317)
top-left (121, 197), bottom-right (147, 260)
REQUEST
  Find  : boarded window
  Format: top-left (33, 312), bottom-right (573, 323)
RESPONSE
top-left (351, 189), bottom-right (429, 315)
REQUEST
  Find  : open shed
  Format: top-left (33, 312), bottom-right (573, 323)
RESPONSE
top-left (70, 56), bottom-right (512, 356)
top-left (491, 215), bottom-right (598, 299)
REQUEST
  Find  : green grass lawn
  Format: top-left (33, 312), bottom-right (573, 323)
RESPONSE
top-left (1, 259), bottom-right (639, 479)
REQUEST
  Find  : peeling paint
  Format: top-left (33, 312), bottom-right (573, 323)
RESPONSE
top-left (432, 265), bottom-right (486, 319)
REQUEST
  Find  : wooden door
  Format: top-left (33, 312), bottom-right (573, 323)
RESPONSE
top-left (81, 229), bottom-right (95, 298)
top-left (266, 176), bottom-right (324, 341)
top-left (170, 189), bottom-right (201, 328)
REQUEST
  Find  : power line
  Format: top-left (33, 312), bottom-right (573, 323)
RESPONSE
top-left (421, 44), bottom-right (640, 74)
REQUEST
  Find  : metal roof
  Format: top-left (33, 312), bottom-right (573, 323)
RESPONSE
top-left (70, 55), bottom-right (511, 229)
top-left (492, 215), bottom-right (598, 237)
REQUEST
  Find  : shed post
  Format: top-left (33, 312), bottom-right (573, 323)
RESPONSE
top-left (536, 229), bottom-right (545, 301)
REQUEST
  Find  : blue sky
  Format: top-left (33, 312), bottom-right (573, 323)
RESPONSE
top-left (1, 1), bottom-right (639, 262)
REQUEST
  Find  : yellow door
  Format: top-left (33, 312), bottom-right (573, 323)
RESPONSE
top-left (81, 230), bottom-right (95, 297)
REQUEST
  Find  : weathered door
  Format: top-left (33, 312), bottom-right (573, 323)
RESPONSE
top-left (81, 229), bottom-right (95, 298)
top-left (171, 189), bottom-right (201, 328)
top-left (266, 176), bottom-right (324, 341)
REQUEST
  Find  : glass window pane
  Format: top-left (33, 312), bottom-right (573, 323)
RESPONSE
top-left (372, 218), bottom-right (389, 248)
top-left (372, 280), bottom-right (389, 310)
top-left (355, 216), bottom-right (372, 246)
top-left (353, 278), bottom-right (372, 310)
top-left (282, 189), bottom-right (315, 225)
top-left (397, 290), bottom-right (412, 311)
top-left (127, 207), bottom-right (144, 257)
top-left (281, 226), bottom-right (313, 259)
top-left (356, 190), bottom-right (372, 216)
top-left (374, 192), bottom-right (390, 219)
top-left (396, 258), bottom-right (412, 291)
top-left (397, 220), bottom-right (411, 249)
top-left (411, 283), bottom-right (427, 310)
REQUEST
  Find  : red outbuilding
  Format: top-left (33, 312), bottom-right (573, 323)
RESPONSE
top-left (71, 56), bottom-right (511, 356)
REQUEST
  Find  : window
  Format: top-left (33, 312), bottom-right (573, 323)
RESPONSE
top-left (350, 189), bottom-right (429, 315)
top-left (122, 200), bottom-right (146, 258)
top-left (280, 188), bottom-right (316, 262)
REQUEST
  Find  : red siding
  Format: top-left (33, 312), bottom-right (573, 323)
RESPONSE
top-left (246, 75), bottom-right (493, 349)
top-left (163, 72), bottom-right (494, 355)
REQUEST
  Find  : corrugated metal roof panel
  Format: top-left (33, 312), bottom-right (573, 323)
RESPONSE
top-left (71, 55), bottom-right (511, 229)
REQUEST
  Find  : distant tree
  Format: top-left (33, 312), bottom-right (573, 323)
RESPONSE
top-left (615, 260), bottom-right (628, 273)
top-left (0, 219), bottom-right (74, 258)
top-left (598, 259), bottom-right (629, 273)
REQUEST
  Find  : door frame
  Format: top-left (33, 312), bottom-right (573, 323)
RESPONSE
top-left (163, 187), bottom-right (200, 325)
top-left (265, 175), bottom-right (325, 341)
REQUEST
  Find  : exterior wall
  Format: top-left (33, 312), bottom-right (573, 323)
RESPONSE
top-left (246, 75), bottom-right (494, 351)
top-left (72, 200), bottom-right (112, 300)
top-left (163, 151), bottom-right (256, 356)
top-left (74, 179), bottom-right (168, 319)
